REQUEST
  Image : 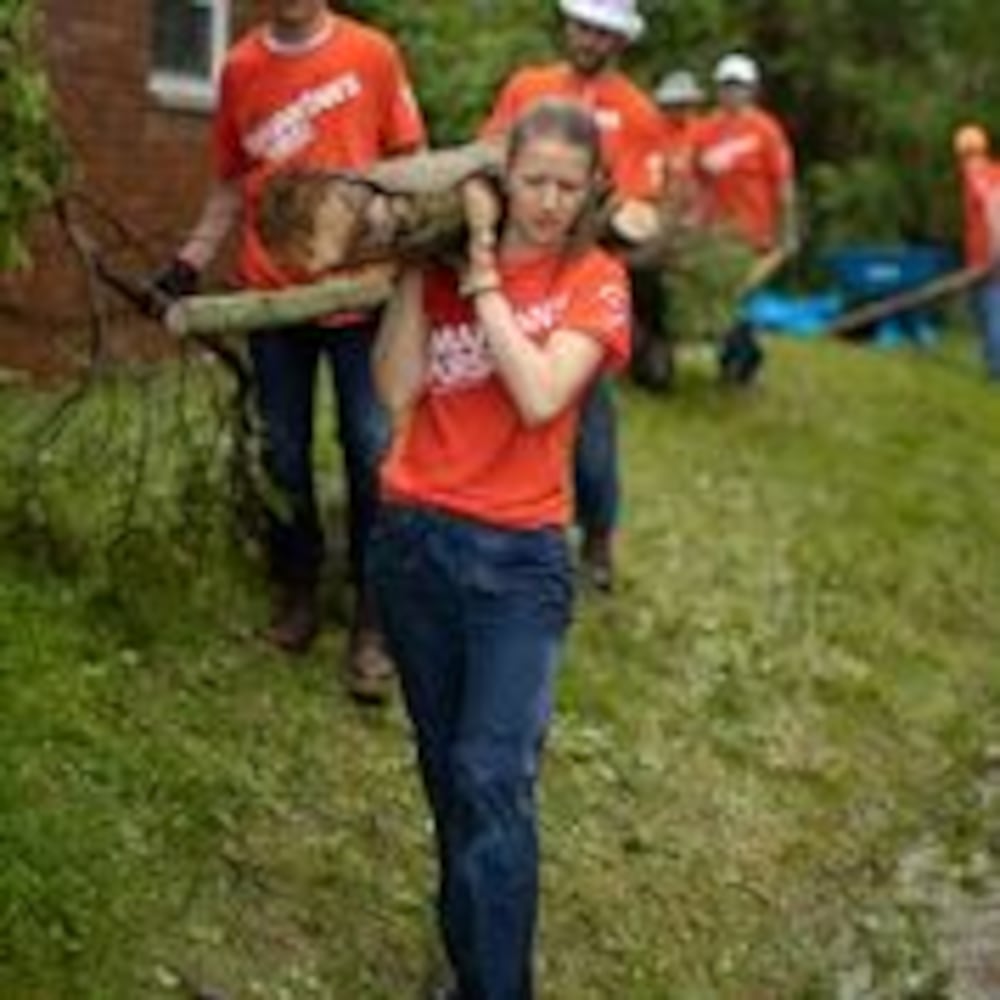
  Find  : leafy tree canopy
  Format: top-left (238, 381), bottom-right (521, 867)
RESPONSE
top-left (350, 0), bottom-right (1000, 251)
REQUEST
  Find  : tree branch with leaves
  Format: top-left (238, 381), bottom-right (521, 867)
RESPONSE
top-left (0, 0), bottom-right (65, 269)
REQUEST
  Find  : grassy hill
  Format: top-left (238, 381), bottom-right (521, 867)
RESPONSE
top-left (1, 337), bottom-right (998, 998)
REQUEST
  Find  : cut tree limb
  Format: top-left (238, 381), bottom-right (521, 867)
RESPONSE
top-left (165, 266), bottom-right (398, 338)
top-left (258, 141), bottom-right (506, 274)
top-left (163, 141), bottom-right (717, 338)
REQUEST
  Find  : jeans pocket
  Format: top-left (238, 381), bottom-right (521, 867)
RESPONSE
top-left (471, 528), bottom-right (574, 630)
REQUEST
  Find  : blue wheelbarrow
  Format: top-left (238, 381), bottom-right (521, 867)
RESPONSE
top-left (821, 245), bottom-right (959, 346)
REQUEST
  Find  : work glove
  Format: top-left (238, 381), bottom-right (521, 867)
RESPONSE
top-left (151, 256), bottom-right (201, 300)
top-left (139, 256), bottom-right (200, 321)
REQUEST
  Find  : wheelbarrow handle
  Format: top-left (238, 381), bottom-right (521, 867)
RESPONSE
top-left (739, 246), bottom-right (794, 297)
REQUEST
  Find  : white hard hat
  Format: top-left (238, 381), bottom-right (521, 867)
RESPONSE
top-left (655, 70), bottom-right (706, 107)
top-left (713, 53), bottom-right (761, 87)
top-left (559, 0), bottom-right (646, 42)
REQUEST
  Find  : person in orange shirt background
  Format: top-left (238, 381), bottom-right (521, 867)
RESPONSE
top-left (954, 124), bottom-right (1000, 382)
top-left (156, 0), bottom-right (426, 700)
top-left (482, 0), bottom-right (662, 591)
top-left (654, 69), bottom-right (707, 191)
top-left (693, 52), bottom-right (799, 384)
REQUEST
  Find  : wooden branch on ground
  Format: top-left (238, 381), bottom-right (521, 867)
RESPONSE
top-left (826, 266), bottom-right (988, 339)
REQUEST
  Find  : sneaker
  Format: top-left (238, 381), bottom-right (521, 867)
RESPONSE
top-left (345, 628), bottom-right (394, 704)
top-left (261, 583), bottom-right (319, 654)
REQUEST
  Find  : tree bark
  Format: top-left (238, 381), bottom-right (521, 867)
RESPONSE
top-left (166, 141), bottom-right (703, 338)
top-left (165, 266), bottom-right (397, 338)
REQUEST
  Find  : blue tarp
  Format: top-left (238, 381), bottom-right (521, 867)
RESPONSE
top-left (741, 291), bottom-right (844, 337)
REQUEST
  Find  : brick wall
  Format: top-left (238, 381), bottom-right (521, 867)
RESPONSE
top-left (0, 0), bottom-right (259, 377)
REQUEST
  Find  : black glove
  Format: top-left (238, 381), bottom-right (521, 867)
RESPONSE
top-left (140, 257), bottom-right (200, 321)
top-left (151, 257), bottom-right (201, 300)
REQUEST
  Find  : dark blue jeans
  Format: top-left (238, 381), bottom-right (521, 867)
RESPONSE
top-left (971, 279), bottom-right (1000, 380)
top-left (368, 505), bottom-right (574, 1000)
top-left (573, 377), bottom-right (619, 536)
top-left (249, 319), bottom-right (388, 588)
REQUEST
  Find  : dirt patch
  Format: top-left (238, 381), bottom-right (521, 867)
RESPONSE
top-left (945, 878), bottom-right (1000, 998)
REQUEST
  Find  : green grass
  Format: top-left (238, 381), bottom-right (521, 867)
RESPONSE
top-left (1, 335), bottom-right (999, 998)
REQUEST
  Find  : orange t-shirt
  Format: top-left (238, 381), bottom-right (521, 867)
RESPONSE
top-left (214, 15), bottom-right (426, 292)
top-left (659, 113), bottom-right (703, 204)
top-left (961, 157), bottom-right (1000, 268)
top-left (482, 64), bottom-right (664, 201)
top-left (381, 249), bottom-right (631, 529)
top-left (692, 107), bottom-right (795, 251)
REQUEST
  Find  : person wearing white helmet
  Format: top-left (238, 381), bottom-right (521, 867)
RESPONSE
top-left (484, 0), bottom-right (660, 201)
top-left (482, 0), bottom-right (662, 592)
top-left (654, 69), bottom-right (707, 186)
top-left (693, 51), bottom-right (799, 383)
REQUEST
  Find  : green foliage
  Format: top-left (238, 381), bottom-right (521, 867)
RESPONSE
top-left (666, 225), bottom-right (756, 341)
top-left (344, 0), bottom-right (556, 143)
top-left (0, 0), bottom-right (64, 269)
top-left (347, 0), bottom-right (1000, 252)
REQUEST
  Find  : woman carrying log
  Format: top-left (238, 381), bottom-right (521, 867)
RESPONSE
top-left (368, 100), bottom-right (630, 1000)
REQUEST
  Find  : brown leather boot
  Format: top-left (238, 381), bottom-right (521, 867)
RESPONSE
top-left (261, 581), bottom-right (319, 654)
top-left (580, 530), bottom-right (615, 593)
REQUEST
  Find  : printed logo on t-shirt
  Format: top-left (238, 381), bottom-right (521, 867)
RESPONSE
top-left (244, 72), bottom-right (364, 162)
top-left (428, 293), bottom-right (570, 394)
top-left (597, 283), bottom-right (629, 329)
top-left (700, 134), bottom-right (762, 175)
top-left (594, 108), bottom-right (623, 133)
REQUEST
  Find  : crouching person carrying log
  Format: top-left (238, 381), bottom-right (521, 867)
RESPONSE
top-left (367, 100), bottom-right (630, 1000)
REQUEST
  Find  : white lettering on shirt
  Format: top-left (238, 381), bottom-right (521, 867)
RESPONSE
top-left (243, 73), bottom-right (364, 163)
top-left (593, 108), bottom-right (623, 133)
top-left (700, 133), bottom-right (762, 176)
top-left (428, 293), bottom-right (571, 394)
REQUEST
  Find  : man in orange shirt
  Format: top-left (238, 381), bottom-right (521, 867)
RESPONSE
top-left (483, 0), bottom-right (662, 591)
top-left (483, 2), bottom-right (662, 201)
top-left (693, 52), bottom-right (798, 383)
top-left (955, 124), bottom-right (1000, 381)
top-left (157, 0), bottom-right (426, 700)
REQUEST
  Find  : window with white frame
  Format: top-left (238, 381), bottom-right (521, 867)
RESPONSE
top-left (149, 0), bottom-right (230, 112)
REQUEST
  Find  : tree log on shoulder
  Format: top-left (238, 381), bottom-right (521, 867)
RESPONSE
top-left (258, 141), bottom-right (508, 274)
top-left (172, 142), bottom-right (713, 337)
